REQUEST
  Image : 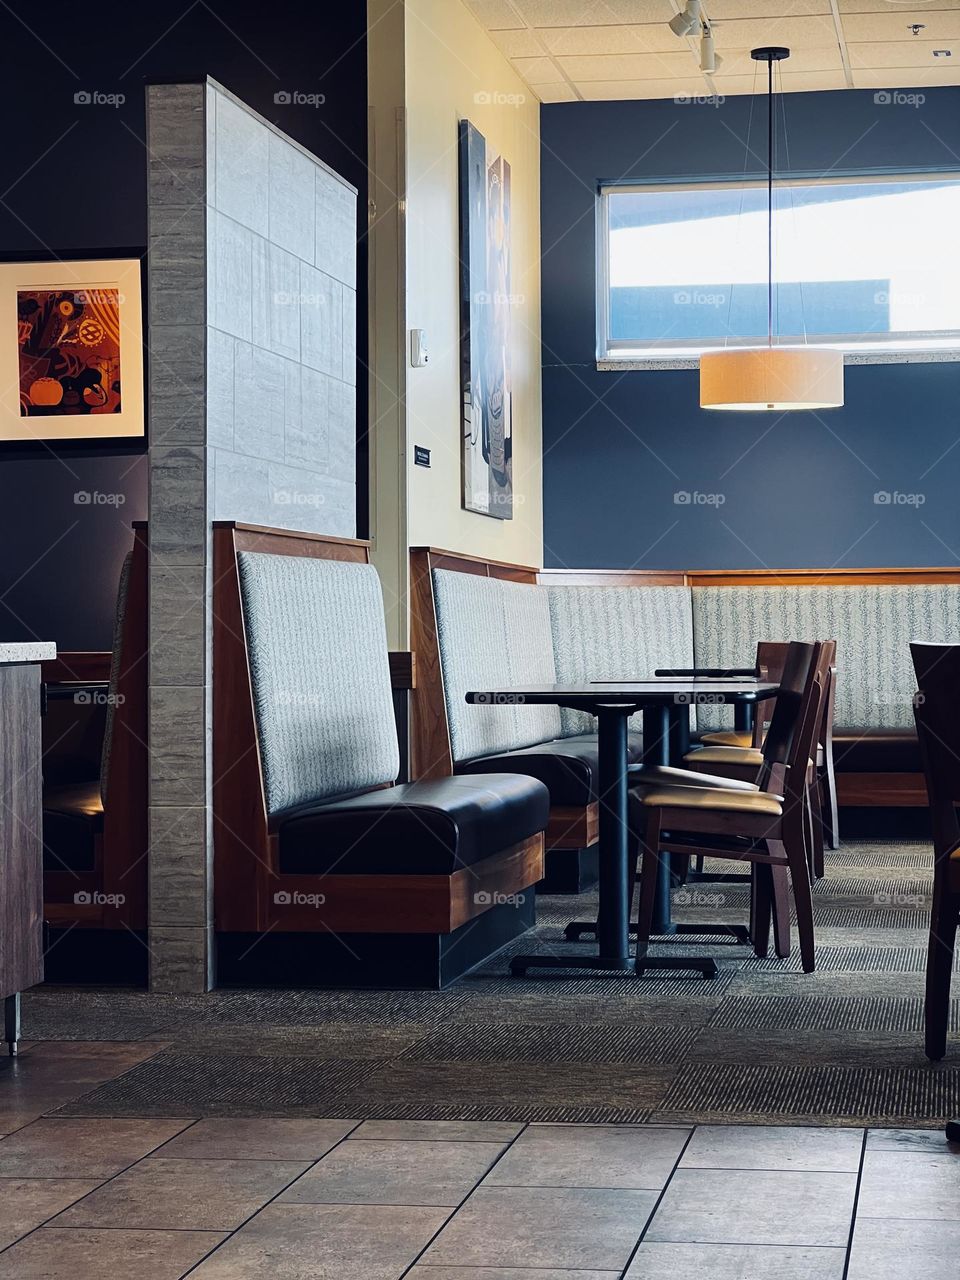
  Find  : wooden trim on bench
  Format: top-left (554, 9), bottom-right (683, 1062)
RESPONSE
top-left (837, 772), bottom-right (929, 807)
top-left (538, 569), bottom-right (687, 587)
top-left (547, 803), bottom-right (599, 849)
top-left (684, 567), bottom-right (960, 587)
top-left (260, 833), bottom-right (544, 933)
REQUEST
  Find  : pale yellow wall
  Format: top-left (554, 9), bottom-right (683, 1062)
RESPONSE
top-left (402, 0), bottom-right (543, 568)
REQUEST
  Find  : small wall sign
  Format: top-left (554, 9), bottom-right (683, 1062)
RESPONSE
top-left (414, 445), bottom-right (431, 468)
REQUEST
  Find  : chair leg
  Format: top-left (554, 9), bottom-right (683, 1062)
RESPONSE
top-left (925, 882), bottom-right (960, 1061)
top-left (821, 760), bottom-right (840, 850)
top-left (751, 863), bottom-right (772, 958)
top-left (778, 827), bottom-right (816, 974)
top-left (808, 773), bottom-right (825, 881)
top-left (770, 864), bottom-right (791, 958)
top-left (635, 809), bottom-right (663, 970)
top-left (4, 993), bottom-right (20, 1056)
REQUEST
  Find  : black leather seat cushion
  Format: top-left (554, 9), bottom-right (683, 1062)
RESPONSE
top-left (278, 773), bottom-right (550, 876)
top-left (833, 728), bottom-right (921, 773)
top-left (43, 780), bottom-right (103, 873)
top-left (455, 732), bottom-right (645, 807)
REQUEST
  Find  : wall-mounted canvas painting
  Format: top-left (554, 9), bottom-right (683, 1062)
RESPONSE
top-left (459, 120), bottom-right (513, 520)
top-left (0, 255), bottom-right (144, 444)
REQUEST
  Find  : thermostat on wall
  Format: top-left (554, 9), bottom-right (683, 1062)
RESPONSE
top-left (414, 445), bottom-right (431, 468)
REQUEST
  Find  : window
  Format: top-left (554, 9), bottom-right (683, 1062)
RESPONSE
top-left (597, 174), bottom-right (960, 363)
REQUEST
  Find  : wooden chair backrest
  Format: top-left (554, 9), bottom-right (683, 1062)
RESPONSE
top-left (911, 643), bottom-right (960, 818)
top-left (758, 641), bottom-right (823, 803)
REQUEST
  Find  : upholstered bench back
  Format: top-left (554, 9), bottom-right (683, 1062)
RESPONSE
top-left (547, 586), bottom-right (695, 734)
top-left (692, 584), bottom-right (960, 730)
top-left (432, 569), bottom-right (561, 764)
top-left (237, 551), bottom-right (400, 815)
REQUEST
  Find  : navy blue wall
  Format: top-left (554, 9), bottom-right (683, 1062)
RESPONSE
top-left (541, 88), bottom-right (960, 570)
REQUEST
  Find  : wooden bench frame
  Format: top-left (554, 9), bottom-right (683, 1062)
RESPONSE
top-left (411, 550), bottom-right (960, 811)
top-left (41, 521), bottom-right (149, 931)
top-left (213, 522), bottom-right (543, 936)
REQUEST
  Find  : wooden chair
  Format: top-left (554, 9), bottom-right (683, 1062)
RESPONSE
top-left (686, 640), bottom-right (838, 878)
top-left (698, 641), bottom-right (840, 852)
top-left (632, 641), bottom-right (827, 973)
top-left (910, 642), bottom-right (960, 1065)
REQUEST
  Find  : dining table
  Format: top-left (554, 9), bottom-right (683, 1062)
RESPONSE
top-left (465, 678), bottom-right (779, 979)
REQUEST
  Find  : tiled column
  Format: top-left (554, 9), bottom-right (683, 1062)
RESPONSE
top-left (145, 79), bottom-right (358, 991)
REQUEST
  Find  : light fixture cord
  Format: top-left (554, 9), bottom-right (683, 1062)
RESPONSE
top-left (773, 54), bottom-right (778, 348)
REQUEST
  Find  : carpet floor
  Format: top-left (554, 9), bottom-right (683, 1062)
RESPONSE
top-left (18, 840), bottom-right (960, 1127)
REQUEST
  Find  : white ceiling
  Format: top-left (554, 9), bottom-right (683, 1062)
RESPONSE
top-left (463, 0), bottom-right (960, 102)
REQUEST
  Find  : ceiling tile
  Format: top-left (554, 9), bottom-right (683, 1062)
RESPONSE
top-left (841, 10), bottom-right (960, 43)
top-left (512, 0), bottom-right (673, 24)
top-left (557, 51), bottom-right (698, 80)
top-left (488, 27), bottom-right (547, 58)
top-left (531, 81), bottom-right (579, 102)
top-left (838, 0), bottom-right (960, 12)
top-left (708, 15), bottom-right (839, 49)
top-left (848, 40), bottom-right (958, 69)
top-left (461, 0), bottom-right (525, 31)
top-left (712, 45), bottom-right (844, 76)
top-left (576, 76), bottom-right (714, 101)
top-left (710, 70), bottom-right (847, 95)
top-left (705, 0), bottom-right (831, 16)
top-left (539, 23), bottom-right (685, 56)
top-left (512, 55), bottom-right (566, 83)
top-left (851, 65), bottom-right (960, 88)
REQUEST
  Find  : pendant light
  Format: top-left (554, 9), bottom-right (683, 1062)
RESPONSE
top-left (700, 47), bottom-right (844, 411)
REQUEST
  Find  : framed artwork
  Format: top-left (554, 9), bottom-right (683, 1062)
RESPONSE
top-left (0, 254), bottom-right (144, 445)
top-left (459, 120), bottom-right (513, 520)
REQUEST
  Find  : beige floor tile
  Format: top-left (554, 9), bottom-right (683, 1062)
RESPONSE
top-left (51, 1156), bottom-right (310, 1230)
top-left (280, 1138), bottom-right (505, 1206)
top-left (646, 1168), bottom-right (857, 1247)
top-left (0, 1178), bottom-right (101, 1249)
top-left (188, 1202), bottom-right (450, 1278)
top-left (0, 1227), bottom-right (226, 1279)
top-left (408, 1270), bottom-right (619, 1279)
top-left (423, 1186), bottom-right (656, 1270)
top-left (866, 1127), bottom-right (960, 1155)
top-left (857, 1149), bottom-right (960, 1220)
top-left (625, 1241), bottom-right (846, 1279)
top-left (0, 1118), bottom-right (191, 1178)
top-left (350, 1119), bottom-right (523, 1142)
top-left (680, 1124), bottom-right (863, 1172)
top-left (156, 1117), bottom-right (359, 1160)
top-left (484, 1123), bottom-right (689, 1189)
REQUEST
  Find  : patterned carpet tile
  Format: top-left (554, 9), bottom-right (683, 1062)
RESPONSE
top-left (400, 1023), bottom-right (701, 1065)
top-left (658, 1063), bottom-right (960, 1123)
top-left (713, 995), bottom-right (930, 1032)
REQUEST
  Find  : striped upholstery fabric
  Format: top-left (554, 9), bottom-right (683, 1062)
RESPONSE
top-left (547, 586), bottom-right (695, 735)
top-left (238, 552), bottom-right (399, 816)
top-left (433, 570), bottom-right (562, 763)
top-left (692, 584), bottom-right (960, 730)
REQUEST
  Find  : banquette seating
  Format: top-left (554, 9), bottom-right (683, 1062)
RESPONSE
top-left (212, 523), bottom-right (549, 988)
top-left (40, 523), bottom-right (149, 980)
top-left (411, 552), bottom-right (960, 882)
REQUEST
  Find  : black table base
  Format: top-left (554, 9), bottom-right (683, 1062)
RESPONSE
top-left (510, 952), bottom-right (718, 979)
top-left (563, 920), bottom-right (751, 945)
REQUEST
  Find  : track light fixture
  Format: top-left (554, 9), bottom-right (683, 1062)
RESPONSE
top-left (700, 24), bottom-right (720, 73)
top-left (668, 0), bottom-right (701, 39)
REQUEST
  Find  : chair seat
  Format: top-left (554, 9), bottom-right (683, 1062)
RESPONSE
top-left (43, 780), bottom-right (103, 873)
top-left (700, 730), bottom-right (753, 748)
top-left (278, 773), bottom-right (550, 876)
top-left (629, 763), bottom-right (760, 792)
top-left (456, 732), bottom-right (644, 807)
top-left (832, 728), bottom-right (920, 773)
top-left (633, 785), bottom-right (783, 816)
top-left (684, 745), bottom-right (764, 767)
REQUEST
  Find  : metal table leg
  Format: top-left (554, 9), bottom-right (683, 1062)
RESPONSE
top-left (512, 707), bottom-right (634, 976)
top-left (4, 992), bottom-right (21, 1056)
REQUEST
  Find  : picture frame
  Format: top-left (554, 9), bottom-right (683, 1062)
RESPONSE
top-left (0, 251), bottom-right (145, 446)
top-left (459, 120), bottom-right (513, 520)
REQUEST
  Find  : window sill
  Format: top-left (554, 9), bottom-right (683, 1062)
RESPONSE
top-left (598, 350), bottom-right (960, 372)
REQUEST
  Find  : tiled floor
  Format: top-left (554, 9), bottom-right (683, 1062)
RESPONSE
top-left (0, 1113), bottom-right (958, 1277)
